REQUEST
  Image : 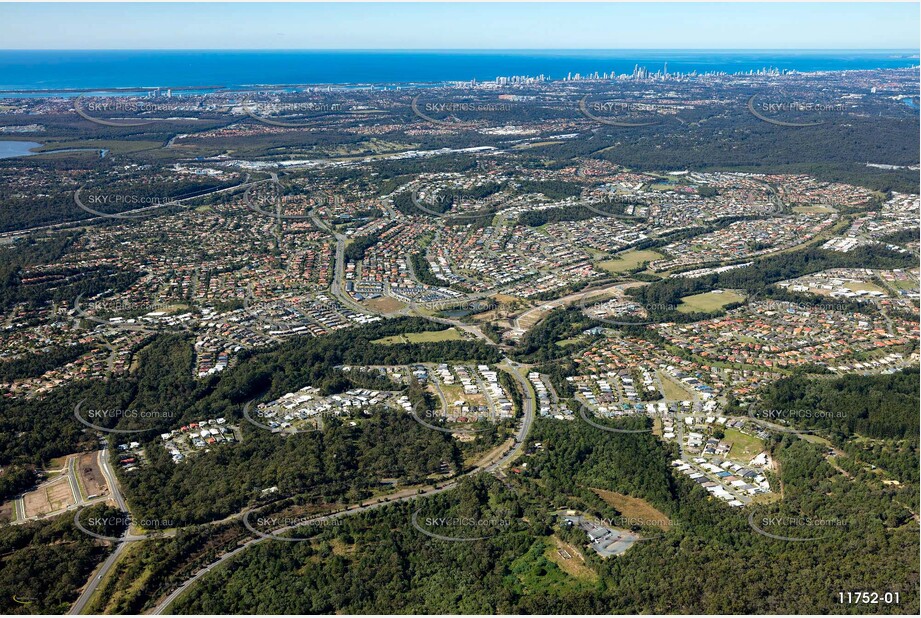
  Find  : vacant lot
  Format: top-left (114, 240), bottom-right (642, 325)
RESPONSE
top-left (365, 296), bottom-right (405, 313)
top-left (23, 476), bottom-right (74, 518)
top-left (591, 488), bottom-right (671, 530)
top-left (555, 336), bottom-right (584, 348)
top-left (677, 290), bottom-right (745, 313)
top-left (658, 371), bottom-right (693, 400)
top-left (513, 140), bottom-right (565, 149)
top-left (792, 205), bottom-right (836, 213)
top-left (597, 249), bottom-right (663, 274)
top-left (723, 428), bottom-right (765, 462)
top-left (372, 328), bottom-right (463, 345)
top-left (844, 281), bottom-right (887, 294)
top-left (544, 535), bottom-right (598, 582)
top-left (78, 451), bottom-right (108, 498)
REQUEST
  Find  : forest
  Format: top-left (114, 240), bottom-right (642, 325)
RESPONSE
top-left (754, 369), bottom-right (920, 441)
top-left (0, 503), bottom-right (118, 615)
top-left (165, 415), bottom-right (919, 615)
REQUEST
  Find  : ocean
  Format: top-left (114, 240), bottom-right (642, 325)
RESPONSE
top-left (0, 50), bottom-right (917, 92)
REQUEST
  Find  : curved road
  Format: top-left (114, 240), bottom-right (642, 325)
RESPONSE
top-left (152, 370), bottom-right (533, 614)
top-left (86, 189), bottom-right (537, 615)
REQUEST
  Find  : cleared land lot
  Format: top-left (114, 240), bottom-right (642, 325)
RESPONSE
top-left (591, 488), bottom-right (671, 530)
top-left (545, 535), bottom-right (598, 582)
top-left (792, 205), bottom-right (836, 213)
top-left (658, 371), bottom-right (694, 400)
top-left (372, 328), bottom-right (463, 345)
top-left (23, 476), bottom-right (74, 518)
top-left (597, 249), bottom-right (663, 274)
top-left (677, 290), bottom-right (745, 313)
top-left (513, 140), bottom-right (565, 149)
top-left (364, 296), bottom-right (405, 313)
top-left (78, 451), bottom-right (108, 498)
top-left (844, 281), bottom-right (888, 294)
top-left (723, 428), bottom-right (765, 461)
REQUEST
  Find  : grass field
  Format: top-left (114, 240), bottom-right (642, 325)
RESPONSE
top-left (890, 277), bottom-right (919, 291)
top-left (591, 488), bottom-right (671, 530)
top-left (792, 205), bottom-right (836, 213)
top-left (555, 336), bottom-right (584, 348)
top-left (723, 428), bottom-right (765, 461)
top-left (844, 281), bottom-right (887, 294)
top-left (512, 540), bottom-right (594, 594)
top-left (372, 328), bottom-right (463, 345)
top-left (677, 290), bottom-right (745, 313)
top-left (326, 138), bottom-right (409, 157)
top-left (597, 249), bottom-right (663, 274)
top-left (364, 296), bottom-right (405, 313)
top-left (658, 372), bottom-right (693, 400)
top-left (544, 536), bottom-right (598, 582)
top-left (801, 433), bottom-right (833, 447)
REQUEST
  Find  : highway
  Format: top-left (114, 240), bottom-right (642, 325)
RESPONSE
top-left (69, 448), bottom-right (131, 615)
top-left (67, 456), bottom-right (85, 506)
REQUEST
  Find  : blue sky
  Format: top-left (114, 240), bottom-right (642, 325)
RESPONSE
top-left (0, 2), bottom-right (918, 50)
